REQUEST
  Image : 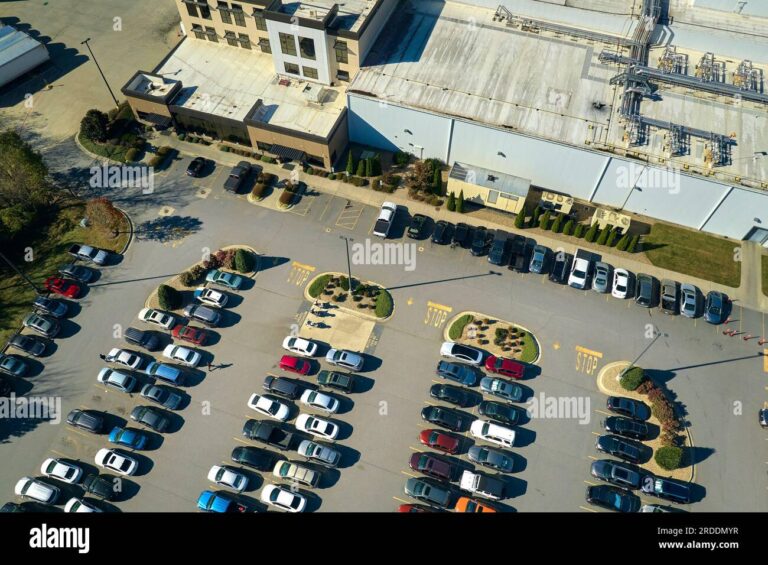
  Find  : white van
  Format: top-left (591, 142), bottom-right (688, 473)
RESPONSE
top-left (14, 476), bottom-right (59, 504)
top-left (470, 420), bottom-right (515, 448)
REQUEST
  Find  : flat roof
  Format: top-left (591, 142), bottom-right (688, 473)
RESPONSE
top-left (277, 0), bottom-right (378, 33)
top-left (450, 162), bottom-right (531, 197)
top-left (0, 23), bottom-right (45, 66)
top-left (154, 38), bottom-right (345, 137)
top-left (124, 72), bottom-right (179, 99)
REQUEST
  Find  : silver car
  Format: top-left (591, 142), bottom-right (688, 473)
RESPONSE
top-left (680, 283), bottom-right (699, 318)
top-left (592, 262), bottom-right (611, 293)
top-left (325, 349), bottom-right (364, 371)
top-left (23, 313), bottom-right (60, 338)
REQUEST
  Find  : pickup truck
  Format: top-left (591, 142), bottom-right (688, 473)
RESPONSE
top-left (373, 202), bottom-right (397, 238)
top-left (660, 279), bottom-right (679, 314)
top-left (459, 470), bottom-right (505, 501)
top-left (223, 161), bottom-right (252, 193)
top-left (68, 244), bottom-right (109, 265)
top-left (242, 420), bottom-right (295, 451)
top-left (272, 460), bottom-right (320, 487)
top-left (568, 248), bottom-right (593, 289)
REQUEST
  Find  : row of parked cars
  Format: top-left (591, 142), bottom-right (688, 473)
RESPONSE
top-left (197, 333), bottom-right (362, 513)
top-left (400, 341), bottom-right (534, 512)
top-left (586, 395), bottom-right (693, 512)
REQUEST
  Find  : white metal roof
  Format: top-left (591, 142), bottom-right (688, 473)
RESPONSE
top-left (0, 24), bottom-right (45, 67)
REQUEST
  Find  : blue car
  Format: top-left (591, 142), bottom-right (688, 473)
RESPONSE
top-left (109, 426), bottom-right (148, 450)
top-left (436, 360), bottom-right (479, 386)
top-left (205, 269), bottom-right (243, 290)
top-left (197, 490), bottom-right (243, 513)
top-left (144, 361), bottom-right (185, 386)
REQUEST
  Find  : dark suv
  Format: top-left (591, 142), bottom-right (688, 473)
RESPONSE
top-left (549, 252), bottom-right (572, 284)
top-left (263, 375), bottom-right (301, 400)
top-left (66, 409), bottom-right (105, 434)
top-left (124, 326), bottom-right (162, 352)
top-left (82, 474), bottom-right (117, 500)
top-left (316, 370), bottom-right (354, 394)
top-left (635, 274), bottom-right (658, 308)
top-left (470, 227), bottom-right (492, 256)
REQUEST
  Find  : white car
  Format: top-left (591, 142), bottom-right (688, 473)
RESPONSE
top-left (14, 477), bottom-right (59, 504)
top-left (162, 344), bottom-right (202, 367)
top-left (65, 497), bottom-right (102, 513)
top-left (325, 349), bottom-right (364, 371)
top-left (207, 465), bottom-right (248, 492)
top-left (260, 484), bottom-right (306, 513)
top-left (470, 419), bottom-right (515, 448)
top-left (40, 458), bottom-right (83, 484)
top-left (247, 393), bottom-right (291, 421)
top-left (373, 201), bottom-right (397, 238)
top-left (439, 342), bottom-right (484, 366)
top-left (297, 439), bottom-right (341, 467)
top-left (282, 336), bottom-right (318, 357)
top-left (568, 253), bottom-right (592, 289)
top-left (300, 389), bottom-right (339, 414)
top-left (97, 367), bottom-right (138, 393)
top-left (612, 269), bottom-right (630, 299)
top-left (105, 347), bottom-right (142, 370)
top-left (138, 308), bottom-right (175, 330)
top-left (296, 413), bottom-right (339, 440)
top-left (195, 287), bottom-right (228, 308)
top-left (95, 448), bottom-right (138, 476)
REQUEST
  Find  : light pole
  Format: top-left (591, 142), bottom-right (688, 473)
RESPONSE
top-left (620, 326), bottom-right (665, 379)
top-left (0, 251), bottom-right (42, 294)
top-left (339, 235), bottom-right (354, 297)
top-left (81, 38), bottom-right (119, 108)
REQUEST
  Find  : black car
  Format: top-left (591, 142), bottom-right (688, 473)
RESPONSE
top-left (595, 434), bottom-right (643, 464)
top-left (644, 477), bottom-right (692, 504)
top-left (230, 446), bottom-right (278, 471)
top-left (488, 231), bottom-right (511, 266)
top-left (186, 157), bottom-right (207, 177)
top-left (529, 244), bottom-right (550, 274)
top-left (82, 474), bottom-right (117, 500)
top-left (760, 408), bottom-right (768, 428)
top-left (591, 459), bottom-right (643, 489)
top-left (33, 296), bottom-right (68, 318)
top-left (470, 227), bottom-right (492, 256)
top-left (263, 375), bottom-right (302, 400)
top-left (452, 223), bottom-right (472, 248)
top-left (130, 405), bottom-right (170, 433)
top-left (66, 409), bottom-right (105, 434)
top-left (603, 416), bottom-right (650, 440)
top-left (420, 406), bottom-right (466, 432)
top-left (8, 334), bottom-right (47, 357)
top-left (607, 396), bottom-right (651, 421)
top-left (467, 445), bottom-right (515, 473)
top-left (548, 252), bottom-right (572, 283)
top-left (507, 236), bottom-right (527, 272)
top-left (704, 290), bottom-right (728, 324)
top-left (478, 401), bottom-right (521, 426)
top-left (407, 214), bottom-right (429, 239)
top-left (586, 484), bottom-right (641, 513)
top-left (429, 384), bottom-right (471, 407)
top-left (124, 327), bottom-right (162, 352)
top-left (635, 274), bottom-right (658, 307)
top-left (432, 221), bottom-right (453, 245)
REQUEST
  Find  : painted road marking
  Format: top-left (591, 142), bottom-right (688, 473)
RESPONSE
top-left (287, 262), bottom-right (315, 286)
top-left (764, 349), bottom-right (768, 372)
top-left (575, 345), bottom-right (602, 375)
top-left (580, 506), bottom-right (599, 513)
top-left (158, 206), bottom-right (175, 217)
top-left (290, 196), bottom-right (314, 217)
top-left (424, 301), bottom-right (453, 328)
top-left (335, 204), bottom-right (364, 230)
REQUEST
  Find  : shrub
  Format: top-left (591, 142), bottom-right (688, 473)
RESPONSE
top-left (371, 154), bottom-right (382, 176)
top-left (375, 290), bottom-right (393, 318)
top-left (562, 219), bottom-right (574, 236)
top-left (355, 160), bottom-right (365, 177)
top-left (550, 214), bottom-right (563, 233)
top-left (627, 234), bottom-right (640, 253)
top-left (615, 232), bottom-right (630, 251)
top-left (432, 166), bottom-right (442, 195)
top-left (448, 314), bottom-right (473, 340)
top-left (654, 446), bottom-right (683, 470)
top-left (86, 197), bottom-right (122, 232)
top-left (158, 284), bottom-right (181, 310)
top-left (514, 206), bottom-right (527, 229)
top-left (234, 248), bottom-right (255, 273)
top-left (456, 191), bottom-right (465, 213)
top-left (383, 173), bottom-right (401, 187)
top-left (538, 210), bottom-right (551, 230)
top-left (584, 223), bottom-right (599, 243)
top-left (620, 366), bottom-right (645, 391)
top-left (157, 146), bottom-right (171, 156)
top-left (596, 224), bottom-right (612, 245)
top-left (220, 145), bottom-right (231, 152)
top-left (189, 264), bottom-right (206, 282)
top-left (279, 190), bottom-right (294, 206)
top-left (606, 229), bottom-right (619, 247)
top-left (251, 183), bottom-right (267, 199)
top-left (371, 179), bottom-right (381, 191)
top-left (394, 151), bottom-right (411, 167)
top-left (80, 109), bottom-right (109, 142)
top-left (261, 155), bottom-right (276, 164)
top-left (125, 148), bottom-right (139, 162)
top-left (447, 192), bottom-right (456, 212)
top-left (133, 138), bottom-right (146, 150)
top-left (308, 274), bottom-right (332, 298)
top-left (573, 224), bottom-right (585, 238)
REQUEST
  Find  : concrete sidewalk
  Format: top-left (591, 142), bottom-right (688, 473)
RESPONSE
top-left (148, 133), bottom-right (768, 312)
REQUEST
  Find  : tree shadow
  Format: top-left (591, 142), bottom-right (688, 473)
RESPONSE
top-left (135, 216), bottom-right (203, 243)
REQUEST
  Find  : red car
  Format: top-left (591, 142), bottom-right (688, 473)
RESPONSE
top-left (419, 429), bottom-right (460, 455)
top-left (409, 452), bottom-right (455, 481)
top-left (44, 277), bottom-right (81, 298)
top-left (484, 356), bottom-right (525, 379)
top-left (279, 355), bottom-right (311, 375)
top-left (172, 324), bottom-right (208, 346)
top-left (398, 504), bottom-right (434, 513)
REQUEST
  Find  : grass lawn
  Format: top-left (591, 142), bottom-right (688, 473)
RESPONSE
top-left (78, 132), bottom-right (132, 163)
top-left (763, 255), bottom-right (768, 297)
top-left (519, 330), bottom-right (540, 364)
top-left (448, 314), bottom-right (473, 340)
top-left (0, 201), bottom-right (130, 346)
top-left (643, 223), bottom-right (741, 287)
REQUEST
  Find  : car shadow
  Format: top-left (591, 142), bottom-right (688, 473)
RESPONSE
top-left (309, 463), bottom-right (340, 489)
top-left (499, 475), bottom-right (528, 498)
top-left (360, 355), bottom-right (382, 372)
top-left (60, 300), bottom-right (82, 318)
top-left (333, 395), bottom-right (355, 415)
top-left (234, 468), bottom-right (264, 493)
top-left (329, 419), bottom-right (353, 441)
top-left (125, 451), bottom-right (154, 477)
top-left (22, 358), bottom-right (46, 378)
top-left (139, 430), bottom-right (166, 451)
top-left (223, 293), bottom-right (245, 309)
top-left (331, 444), bottom-right (361, 470)
top-left (511, 426), bottom-right (536, 447)
top-left (56, 319), bottom-right (81, 339)
top-left (87, 498), bottom-right (122, 512)
top-left (300, 489), bottom-right (323, 513)
top-left (349, 374), bottom-right (374, 394)
top-left (177, 367), bottom-right (206, 387)
top-left (217, 311), bottom-right (242, 329)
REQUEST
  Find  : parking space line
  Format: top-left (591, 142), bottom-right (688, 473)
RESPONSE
top-left (49, 449), bottom-right (69, 458)
top-left (584, 480), bottom-right (598, 486)
top-left (580, 506), bottom-right (599, 513)
top-left (763, 349), bottom-right (768, 373)
top-left (409, 446), bottom-right (421, 452)
top-left (232, 437), bottom-right (250, 445)
top-left (393, 496), bottom-right (410, 505)
top-left (334, 204), bottom-right (364, 230)
top-left (594, 409), bottom-right (612, 416)
top-left (401, 471), bottom-right (418, 478)
top-left (591, 432), bottom-right (601, 436)
top-left (574, 346), bottom-right (603, 359)
top-left (587, 455), bottom-right (598, 460)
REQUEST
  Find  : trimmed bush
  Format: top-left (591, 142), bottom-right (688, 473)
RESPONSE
top-left (620, 366), bottom-right (645, 391)
top-left (654, 446), bottom-right (683, 471)
top-left (308, 274), bottom-right (332, 298)
top-left (371, 179), bottom-right (381, 191)
top-left (606, 228), bottom-right (619, 247)
top-left (279, 190), bottom-right (295, 206)
top-left (158, 284), bottom-right (181, 310)
top-left (456, 191), bottom-right (465, 213)
top-left (234, 248), bottom-right (255, 273)
top-left (627, 234), bottom-right (640, 253)
top-left (447, 192), bottom-right (456, 212)
top-left (514, 206), bottom-right (527, 229)
top-left (531, 206), bottom-right (542, 228)
top-left (562, 219), bottom-right (574, 236)
top-left (125, 148), bottom-right (139, 162)
top-left (251, 183), bottom-right (267, 199)
top-left (550, 214), bottom-right (563, 233)
top-left (596, 224), bottom-right (612, 245)
top-left (616, 232), bottom-right (630, 251)
top-left (375, 290), bottom-right (393, 318)
top-left (355, 160), bottom-right (365, 177)
top-left (538, 210), bottom-right (551, 230)
top-left (394, 151), bottom-right (411, 167)
top-left (80, 109), bottom-right (109, 142)
top-left (584, 223), bottom-right (599, 243)
top-left (448, 314), bottom-right (473, 340)
top-left (260, 155), bottom-right (276, 164)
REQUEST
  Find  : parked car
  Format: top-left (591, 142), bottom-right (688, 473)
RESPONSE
top-left (607, 396), bottom-right (651, 421)
top-left (64, 498), bottom-right (101, 513)
top-left (760, 408), bottom-right (768, 429)
top-left (480, 377), bottom-right (524, 402)
top-left (421, 405), bottom-right (466, 432)
top-left (372, 201), bottom-right (397, 238)
top-left (592, 262), bottom-right (611, 293)
top-left (470, 419), bottom-right (515, 448)
top-left (124, 326), bottom-right (162, 351)
top-left (548, 252), bottom-right (572, 284)
top-left (95, 448), bottom-right (138, 476)
top-left (0, 354), bottom-right (28, 377)
top-left (109, 426), bottom-right (148, 450)
top-left (300, 389), bottom-right (339, 414)
top-left (66, 409), bottom-right (105, 434)
top-left (634, 274), bottom-right (658, 307)
top-left (591, 459), bottom-right (643, 489)
top-left (488, 230), bottom-right (511, 266)
top-left (467, 445), bottom-right (514, 473)
top-left (440, 342), bottom-right (484, 365)
top-left (22, 313), bottom-right (60, 338)
top-left (316, 370), bottom-right (355, 393)
top-left (272, 460), bottom-right (319, 488)
top-left (40, 459), bottom-right (83, 484)
top-left (470, 227), bottom-right (492, 256)
top-left (704, 290), bottom-right (728, 324)
top-left (197, 490), bottom-right (242, 513)
top-left (14, 477), bottom-right (59, 504)
top-left (172, 324), bottom-right (207, 346)
top-left (130, 405), bottom-right (170, 433)
top-left (33, 296), bottom-right (68, 318)
top-left (484, 355), bottom-right (524, 379)
top-left (612, 268), bottom-right (630, 299)
top-left (58, 263), bottom-right (94, 283)
top-left (398, 503), bottom-right (434, 513)
top-left (660, 279), bottom-right (680, 314)
top-left (105, 347), bottom-right (142, 370)
top-left (529, 245), bottom-right (549, 274)
top-left (194, 287), bottom-right (228, 308)
top-left (454, 496), bottom-right (496, 513)
top-left (429, 383), bottom-right (471, 407)
top-left (325, 348), bottom-right (364, 370)
top-left (297, 439), bottom-right (341, 467)
top-left (260, 484), bottom-right (306, 512)
top-left (680, 283), bottom-right (699, 318)
top-left (586, 484), bottom-right (640, 513)
top-left (643, 477), bottom-right (692, 504)
top-left (138, 308), bottom-right (175, 330)
top-left (186, 156), bottom-right (207, 177)
top-left (282, 336), bottom-right (318, 357)
top-left (44, 277), bottom-right (81, 298)
top-left (162, 344), bottom-right (201, 367)
top-left (279, 354), bottom-right (311, 375)
top-left (82, 474), bottom-right (116, 500)
top-left (407, 214), bottom-right (429, 239)
top-left (223, 161), bottom-right (252, 193)
top-left (603, 416), bottom-right (650, 440)
top-left (432, 220), bottom-right (453, 244)
top-left (207, 465), bottom-right (248, 492)
top-left (140, 384), bottom-right (182, 410)
top-left (296, 413), bottom-right (339, 440)
top-left (97, 367), bottom-right (137, 393)
top-left (419, 428), bottom-right (460, 454)
top-left (205, 269), bottom-right (243, 290)
top-left (263, 375), bottom-right (302, 400)
top-left (144, 361), bottom-right (185, 386)
top-left (404, 477), bottom-right (452, 508)
top-left (568, 249), bottom-right (593, 289)
top-left (507, 235), bottom-right (525, 272)
top-left (436, 360), bottom-right (479, 386)
top-left (452, 222), bottom-right (472, 248)
top-left (409, 452), bottom-right (455, 481)
top-left (183, 304), bottom-right (222, 327)
top-left (595, 434), bottom-right (643, 464)
top-left (230, 446), bottom-right (277, 471)
top-left (478, 401), bottom-right (521, 426)
top-left (247, 393), bottom-right (291, 421)
top-left (67, 243), bottom-right (109, 265)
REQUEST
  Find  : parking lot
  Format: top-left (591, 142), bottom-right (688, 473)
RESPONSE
top-left (1, 149), bottom-right (766, 512)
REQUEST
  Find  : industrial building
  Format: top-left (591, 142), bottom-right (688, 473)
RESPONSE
top-left (0, 23), bottom-right (49, 89)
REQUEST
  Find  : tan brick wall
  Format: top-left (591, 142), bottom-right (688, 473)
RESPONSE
top-left (175, 0), bottom-right (271, 50)
top-left (125, 96), bottom-right (173, 121)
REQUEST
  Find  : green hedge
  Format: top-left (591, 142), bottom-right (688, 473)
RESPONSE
top-left (654, 446), bottom-right (684, 470)
top-left (234, 249), bottom-right (255, 273)
top-left (308, 274), bottom-right (332, 298)
top-left (158, 284), bottom-right (181, 310)
top-left (448, 314), bottom-right (473, 340)
top-left (375, 290), bottom-right (393, 318)
top-left (620, 366), bottom-right (645, 391)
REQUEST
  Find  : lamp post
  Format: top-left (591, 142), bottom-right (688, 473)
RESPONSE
top-left (81, 38), bottom-right (119, 108)
top-left (339, 235), bottom-right (354, 297)
top-left (619, 326), bottom-right (665, 380)
top-left (0, 251), bottom-right (42, 294)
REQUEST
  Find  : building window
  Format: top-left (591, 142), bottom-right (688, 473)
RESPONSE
top-left (200, 3), bottom-right (212, 19)
top-left (334, 41), bottom-right (348, 64)
top-left (192, 24), bottom-right (207, 40)
top-left (299, 37), bottom-right (316, 60)
top-left (218, 1), bottom-right (232, 24)
top-left (253, 9), bottom-right (267, 31)
top-left (303, 66), bottom-right (318, 80)
top-left (205, 27), bottom-right (218, 42)
top-left (337, 70), bottom-right (350, 81)
top-left (257, 142), bottom-right (273, 152)
top-left (186, 3), bottom-right (199, 18)
top-left (239, 33), bottom-right (251, 49)
top-left (258, 37), bottom-right (271, 53)
top-left (284, 62), bottom-right (300, 75)
top-left (279, 33), bottom-right (297, 56)
top-left (231, 4), bottom-right (246, 26)
top-left (225, 31), bottom-right (238, 46)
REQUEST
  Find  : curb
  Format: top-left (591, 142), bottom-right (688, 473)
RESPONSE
top-left (442, 310), bottom-right (542, 365)
top-left (73, 132), bottom-right (123, 165)
top-left (303, 271), bottom-right (393, 322)
top-left (115, 206), bottom-right (134, 256)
